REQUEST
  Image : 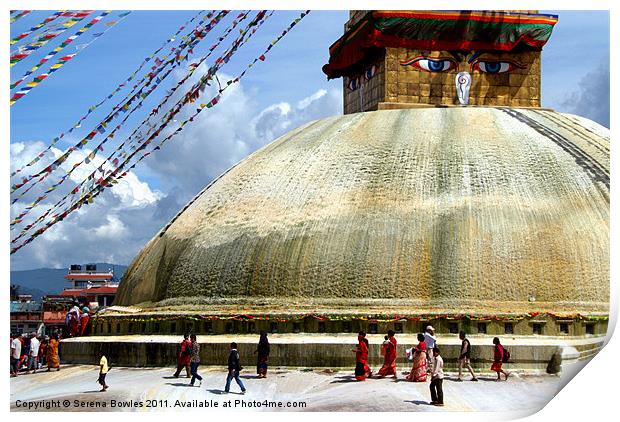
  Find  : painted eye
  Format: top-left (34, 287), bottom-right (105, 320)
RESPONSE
top-left (347, 77), bottom-right (361, 91)
top-left (400, 56), bottom-right (457, 73)
top-left (472, 60), bottom-right (524, 74)
top-left (364, 65), bottom-right (377, 80)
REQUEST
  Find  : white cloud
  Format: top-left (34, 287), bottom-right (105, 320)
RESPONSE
top-left (94, 215), bottom-right (126, 239)
top-left (560, 60), bottom-right (609, 128)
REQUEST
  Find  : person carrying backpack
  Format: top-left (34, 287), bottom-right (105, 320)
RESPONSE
top-left (491, 337), bottom-right (510, 381)
top-left (173, 334), bottom-right (192, 378)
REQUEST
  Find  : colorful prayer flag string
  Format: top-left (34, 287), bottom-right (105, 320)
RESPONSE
top-left (10, 10), bottom-right (309, 254)
top-left (10, 12), bottom-right (231, 229)
top-left (10, 10), bottom-right (66, 45)
top-left (98, 11), bottom-right (250, 176)
top-left (10, 11), bottom-right (262, 239)
top-left (10, 11), bottom-right (222, 208)
top-left (10, 10), bottom-right (32, 24)
top-left (9, 11), bottom-right (94, 67)
top-left (10, 11), bottom-right (113, 105)
top-left (10, 10), bottom-right (205, 179)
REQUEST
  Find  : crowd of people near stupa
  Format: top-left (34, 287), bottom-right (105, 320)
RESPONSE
top-left (9, 331), bottom-right (60, 377)
top-left (11, 323), bottom-right (511, 406)
top-left (162, 326), bottom-right (510, 405)
top-left (9, 302), bottom-right (91, 377)
top-left (353, 326), bottom-right (511, 406)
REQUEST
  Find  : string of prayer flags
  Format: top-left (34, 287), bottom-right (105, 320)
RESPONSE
top-left (10, 11), bottom-right (205, 179)
top-left (11, 11), bottom-right (219, 204)
top-left (11, 10), bottom-right (308, 252)
top-left (11, 11), bottom-right (253, 235)
top-left (9, 11), bottom-right (94, 67)
top-left (10, 10), bottom-right (65, 45)
top-left (152, 11), bottom-right (251, 117)
top-left (10, 12), bottom-right (224, 217)
top-left (10, 11), bottom-right (113, 104)
top-left (10, 10), bottom-right (32, 24)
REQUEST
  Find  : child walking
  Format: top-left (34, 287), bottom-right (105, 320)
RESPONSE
top-left (98, 351), bottom-right (109, 392)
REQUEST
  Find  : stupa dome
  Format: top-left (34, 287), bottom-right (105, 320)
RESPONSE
top-left (116, 107), bottom-right (609, 316)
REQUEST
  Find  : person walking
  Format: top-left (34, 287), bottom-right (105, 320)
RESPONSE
top-left (98, 350), bottom-right (109, 392)
top-left (10, 333), bottom-right (21, 377)
top-left (188, 334), bottom-right (202, 386)
top-left (224, 342), bottom-right (246, 394)
top-left (353, 331), bottom-right (371, 381)
top-left (377, 330), bottom-right (397, 378)
top-left (19, 334), bottom-right (29, 372)
top-left (491, 337), bottom-right (510, 381)
top-left (173, 334), bottom-right (191, 378)
top-left (38, 336), bottom-right (48, 368)
top-left (46, 333), bottom-right (60, 371)
top-left (456, 331), bottom-right (478, 381)
top-left (27, 333), bottom-right (40, 374)
top-left (406, 333), bottom-right (427, 382)
top-left (255, 331), bottom-right (270, 378)
top-left (79, 307), bottom-right (91, 336)
top-left (423, 325), bottom-right (437, 372)
top-left (429, 347), bottom-right (444, 406)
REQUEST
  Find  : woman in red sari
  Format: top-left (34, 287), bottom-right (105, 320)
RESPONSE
top-left (353, 331), bottom-right (371, 381)
top-left (79, 307), bottom-right (90, 336)
top-left (377, 330), bottom-right (397, 378)
top-left (491, 337), bottom-right (510, 381)
top-left (173, 334), bottom-right (191, 378)
top-left (406, 333), bottom-right (427, 381)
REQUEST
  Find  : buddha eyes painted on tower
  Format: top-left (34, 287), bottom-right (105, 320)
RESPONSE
top-left (400, 52), bottom-right (526, 74)
top-left (470, 58), bottom-right (525, 74)
top-left (347, 64), bottom-right (378, 91)
top-left (400, 56), bottom-right (457, 72)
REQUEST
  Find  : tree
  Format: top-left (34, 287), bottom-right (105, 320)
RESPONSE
top-left (10, 284), bottom-right (20, 301)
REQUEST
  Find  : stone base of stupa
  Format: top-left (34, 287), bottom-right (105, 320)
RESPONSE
top-left (59, 332), bottom-right (605, 373)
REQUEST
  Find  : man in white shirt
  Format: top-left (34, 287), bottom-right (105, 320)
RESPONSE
top-left (10, 334), bottom-right (22, 377)
top-left (429, 347), bottom-right (444, 406)
top-left (424, 325), bottom-right (437, 370)
top-left (28, 333), bottom-right (40, 373)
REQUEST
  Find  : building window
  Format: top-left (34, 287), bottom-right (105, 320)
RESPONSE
top-left (477, 322), bottom-right (487, 334)
top-left (559, 323), bottom-right (569, 334)
top-left (394, 323), bottom-right (403, 333)
top-left (504, 322), bottom-right (514, 335)
top-left (448, 323), bottom-right (459, 334)
top-left (532, 323), bottom-right (542, 335)
top-left (170, 323), bottom-right (176, 334)
top-left (204, 321), bottom-right (213, 334)
top-left (318, 321), bottom-right (326, 333)
top-left (343, 321), bottom-right (352, 333)
top-left (128, 323), bottom-right (133, 333)
top-left (293, 322), bottom-right (301, 333)
top-left (585, 323), bottom-right (595, 335)
top-left (368, 323), bottom-right (378, 334)
top-left (154, 323), bottom-right (160, 333)
top-left (141, 323), bottom-right (146, 333)
top-left (107, 323), bottom-right (111, 334)
top-left (186, 323), bottom-right (194, 334)
top-left (247, 322), bottom-right (256, 333)
top-left (270, 322), bottom-right (278, 333)
top-left (226, 322), bottom-right (234, 334)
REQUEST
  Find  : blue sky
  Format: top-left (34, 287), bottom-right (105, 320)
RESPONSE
top-left (8, 10), bottom-right (610, 270)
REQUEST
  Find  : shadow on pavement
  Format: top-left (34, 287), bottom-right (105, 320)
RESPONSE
top-left (166, 382), bottom-right (194, 387)
top-left (404, 400), bottom-right (433, 406)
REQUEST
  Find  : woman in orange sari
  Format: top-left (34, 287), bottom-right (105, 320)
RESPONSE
top-left (46, 333), bottom-right (60, 371)
top-left (377, 330), bottom-right (397, 378)
top-left (406, 333), bottom-right (427, 381)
